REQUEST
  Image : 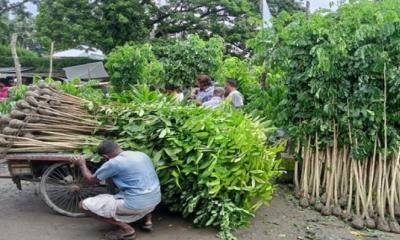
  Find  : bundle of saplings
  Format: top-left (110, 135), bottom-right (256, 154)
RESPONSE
top-left (264, 0), bottom-right (400, 233)
top-left (0, 83), bottom-right (105, 154)
top-left (95, 86), bottom-right (283, 240)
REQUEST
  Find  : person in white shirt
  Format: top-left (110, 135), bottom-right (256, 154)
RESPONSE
top-left (224, 79), bottom-right (244, 108)
top-left (165, 84), bottom-right (184, 103)
top-left (202, 87), bottom-right (225, 109)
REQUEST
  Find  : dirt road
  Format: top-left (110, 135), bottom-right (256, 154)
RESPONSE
top-left (0, 172), bottom-right (398, 240)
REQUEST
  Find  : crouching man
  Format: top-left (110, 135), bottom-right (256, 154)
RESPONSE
top-left (72, 140), bottom-right (161, 240)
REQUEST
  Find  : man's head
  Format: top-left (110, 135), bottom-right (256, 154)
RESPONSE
top-left (97, 140), bottom-right (122, 160)
top-left (213, 87), bottom-right (225, 98)
top-left (224, 79), bottom-right (237, 93)
top-left (196, 75), bottom-right (212, 90)
top-left (164, 83), bottom-right (177, 94)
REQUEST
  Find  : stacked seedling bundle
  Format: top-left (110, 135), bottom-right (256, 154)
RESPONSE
top-left (0, 83), bottom-right (104, 154)
top-left (263, 0), bottom-right (400, 233)
top-left (96, 86), bottom-right (283, 240)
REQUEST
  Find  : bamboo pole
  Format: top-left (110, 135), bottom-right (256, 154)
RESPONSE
top-left (10, 33), bottom-right (22, 85)
top-left (49, 41), bottom-right (55, 79)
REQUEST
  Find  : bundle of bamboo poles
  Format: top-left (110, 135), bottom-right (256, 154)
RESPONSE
top-left (0, 84), bottom-right (107, 154)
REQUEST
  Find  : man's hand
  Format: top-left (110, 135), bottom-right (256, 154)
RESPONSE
top-left (70, 156), bottom-right (86, 166)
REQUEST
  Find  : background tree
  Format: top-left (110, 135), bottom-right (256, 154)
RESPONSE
top-left (0, 0), bottom-right (37, 15)
top-left (149, 0), bottom-right (261, 53)
top-left (35, 0), bottom-right (102, 50)
top-left (267, 0), bottom-right (306, 17)
top-left (36, 0), bottom-right (152, 52)
top-left (35, 0), bottom-right (306, 53)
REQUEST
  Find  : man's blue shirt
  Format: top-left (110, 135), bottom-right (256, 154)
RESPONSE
top-left (95, 151), bottom-right (161, 210)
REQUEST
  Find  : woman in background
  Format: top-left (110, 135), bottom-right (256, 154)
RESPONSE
top-left (191, 75), bottom-right (214, 104)
top-left (0, 83), bottom-right (9, 102)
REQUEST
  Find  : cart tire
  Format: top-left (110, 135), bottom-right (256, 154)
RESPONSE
top-left (40, 162), bottom-right (107, 217)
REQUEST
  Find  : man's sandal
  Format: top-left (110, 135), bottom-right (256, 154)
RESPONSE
top-left (105, 230), bottom-right (136, 240)
top-left (140, 223), bottom-right (153, 232)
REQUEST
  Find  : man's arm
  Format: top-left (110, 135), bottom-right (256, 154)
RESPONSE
top-left (71, 156), bottom-right (100, 184)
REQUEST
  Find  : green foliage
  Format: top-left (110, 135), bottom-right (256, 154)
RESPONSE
top-left (0, 44), bottom-right (38, 58)
top-left (267, 0), bottom-right (306, 17)
top-left (37, 0), bottom-right (307, 54)
top-left (55, 79), bottom-right (106, 103)
top-left (263, 0), bottom-right (400, 157)
top-left (96, 87), bottom-right (283, 239)
top-left (244, 72), bottom-right (287, 127)
top-left (36, 0), bottom-right (98, 50)
top-left (106, 44), bottom-right (163, 92)
top-left (155, 35), bottom-right (224, 87)
top-left (218, 57), bottom-right (261, 98)
top-left (0, 85), bottom-right (28, 114)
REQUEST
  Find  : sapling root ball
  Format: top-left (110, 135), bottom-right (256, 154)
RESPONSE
top-left (38, 108), bottom-right (55, 116)
top-left (294, 187), bottom-right (301, 199)
top-left (299, 197), bottom-right (309, 208)
top-left (351, 215), bottom-right (364, 230)
top-left (338, 195), bottom-right (347, 207)
top-left (38, 101), bottom-right (49, 107)
top-left (377, 218), bottom-right (391, 232)
top-left (321, 206), bottom-right (332, 216)
top-left (16, 100), bottom-right (31, 110)
top-left (39, 88), bottom-right (53, 96)
top-left (9, 119), bottom-right (27, 128)
top-left (309, 197), bottom-right (316, 206)
top-left (26, 96), bottom-right (39, 107)
top-left (10, 110), bottom-right (26, 120)
top-left (340, 210), bottom-right (352, 221)
top-left (389, 220), bottom-right (400, 233)
top-left (395, 206), bottom-right (400, 217)
top-left (27, 116), bottom-right (40, 123)
top-left (38, 82), bottom-right (47, 89)
top-left (332, 206), bottom-right (342, 217)
top-left (314, 202), bottom-right (323, 211)
top-left (0, 115), bottom-right (11, 126)
top-left (2, 127), bottom-right (19, 135)
top-left (0, 137), bottom-right (8, 146)
top-left (25, 91), bottom-right (40, 98)
top-left (22, 109), bottom-right (32, 114)
top-left (365, 217), bottom-right (376, 229)
top-left (49, 100), bottom-right (61, 106)
top-left (29, 85), bottom-right (39, 91)
top-left (23, 132), bottom-right (35, 139)
top-left (320, 193), bottom-right (327, 204)
top-left (369, 210), bottom-right (377, 220)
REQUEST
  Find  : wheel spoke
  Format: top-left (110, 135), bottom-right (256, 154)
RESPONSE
top-left (42, 162), bottom-right (104, 216)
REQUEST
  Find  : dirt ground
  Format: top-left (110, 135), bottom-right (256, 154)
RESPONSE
top-left (0, 163), bottom-right (398, 240)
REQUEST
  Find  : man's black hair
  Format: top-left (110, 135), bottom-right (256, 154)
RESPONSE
top-left (226, 79), bottom-right (237, 88)
top-left (165, 83), bottom-right (177, 91)
top-left (97, 140), bottom-right (120, 156)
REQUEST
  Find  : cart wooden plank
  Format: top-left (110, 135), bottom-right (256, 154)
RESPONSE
top-left (5, 153), bottom-right (79, 162)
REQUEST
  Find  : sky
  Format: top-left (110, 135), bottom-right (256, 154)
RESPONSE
top-left (19, 0), bottom-right (340, 15)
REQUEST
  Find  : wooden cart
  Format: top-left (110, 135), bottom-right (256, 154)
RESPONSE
top-left (0, 153), bottom-right (109, 217)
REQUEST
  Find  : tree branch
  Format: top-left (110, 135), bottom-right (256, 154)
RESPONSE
top-left (0, 0), bottom-right (32, 15)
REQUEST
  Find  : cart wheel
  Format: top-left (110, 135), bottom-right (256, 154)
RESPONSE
top-left (40, 162), bottom-right (108, 217)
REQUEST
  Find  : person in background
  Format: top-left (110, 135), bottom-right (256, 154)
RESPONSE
top-left (175, 85), bottom-right (184, 102)
top-left (224, 79), bottom-right (244, 108)
top-left (191, 75), bottom-right (214, 104)
top-left (71, 140), bottom-right (161, 240)
top-left (202, 87), bottom-right (225, 109)
top-left (0, 83), bottom-right (9, 102)
top-left (165, 84), bottom-right (184, 103)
